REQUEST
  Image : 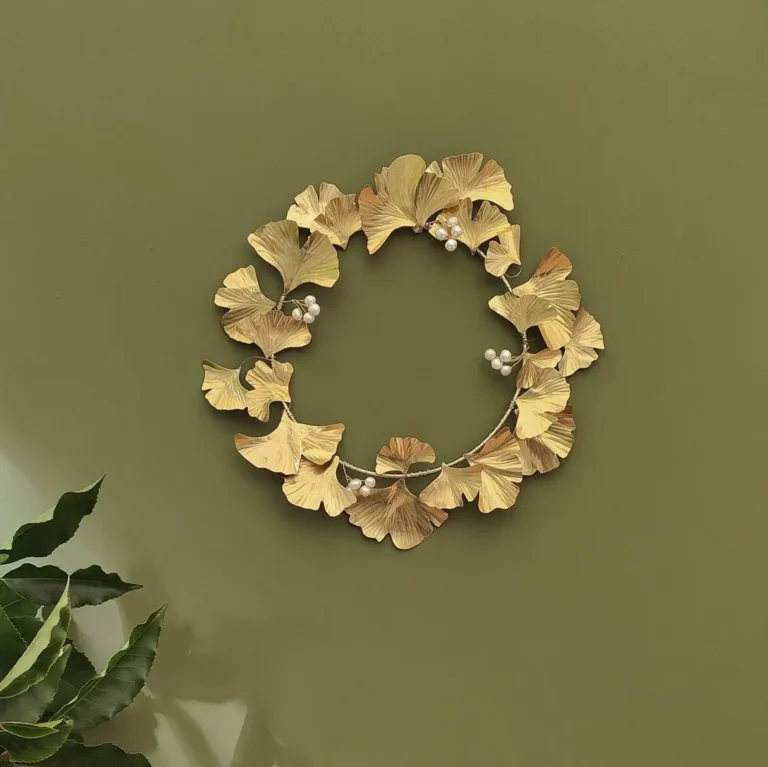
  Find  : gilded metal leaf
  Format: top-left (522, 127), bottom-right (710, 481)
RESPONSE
top-left (430, 199), bottom-right (511, 253)
top-left (485, 225), bottom-right (521, 277)
top-left (517, 406), bottom-right (575, 475)
top-left (466, 428), bottom-right (522, 513)
top-left (375, 437), bottom-right (436, 474)
top-left (235, 411), bottom-right (344, 475)
top-left (244, 360), bottom-right (293, 421)
top-left (559, 308), bottom-right (604, 376)
top-left (429, 153), bottom-right (514, 210)
top-left (287, 184), bottom-right (361, 249)
top-left (359, 155), bottom-right (459, 253)
top-left (282, 457), bottom-right (357, 517)
top-left (488, 292), bottom-right (556, 333)
top-left (420, 465), bottom-right (482, 509)
top-left (515, 368), bottom-right (570, 439)
top-left (513, 248), bottom-right (581, 349)
top-left (214, 265), bottom-right (277, 343)
top-left (517, 348), bottom-right (562, 388)
top-left (286, 182), bottom-right (343, 228)
top-left (236, 310), bottom-right (311, 357)
top-left (247, 220), bottom-right (339, 294)
top-left (346, 479), bottom-right (448, 550)
top-left (201, 361), bottom-right (248, 410)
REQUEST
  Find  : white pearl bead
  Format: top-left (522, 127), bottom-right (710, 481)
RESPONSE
top-left (364, 476), bottom-right (376, 488)
top-left (359, 485), bottom-right (372, 497)
top-left (349, 478), bottom-right (362, 491)
top-left (304, 295), bottom-right (316, 306)
top-left (491, 357), bottom-right (503, 370)
top-left (445, 238), bottom-right (458, 252)
top-left (500, 365), bottom-right (513, 377)
top-left (308, 303), bottom-right (321, 317)
top-left (434, 227), bottom-right (448, 241)
top-left (500, 349), bottom-right (513, 363)
top-left (291, 307), bottom-right (303, 321)
top-left (303, 312), bottom-right (315, 324)
top-left (446, 216), bottom-right (459, 227)
top-left (484, 348), bottom-right (497, 361)
top-left (451, 225), bottom-right (463, 237)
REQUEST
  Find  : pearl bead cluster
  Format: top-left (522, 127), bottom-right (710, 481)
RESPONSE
top-left (347, 475), bottom-right (377, 497)
top-left (291, 294), bottom-right (321, 324)
top-left (484, 348), bottom-right (514, 377)
top-left (434, 215), bottom-right (463, 252)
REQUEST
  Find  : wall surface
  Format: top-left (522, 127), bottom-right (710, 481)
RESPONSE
top-left (1, 1), bottom-right (767, 765)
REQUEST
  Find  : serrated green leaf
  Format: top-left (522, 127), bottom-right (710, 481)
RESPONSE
top-left (34, 739), bottom-right (150, 765)
top-left (0, 585), bottom-right (70, 699)
top-left (0, 719), bottom-right (71, 762)
top-left (9, 616), bottom-right (43, 645)
top-left (0, 646), bottom-right (71, 724)
top-left (0, 478), bottom-right (103, 566)
top-left (56, 605), bottom-right (166, 731)
top-left (3, 565), bottom-right (141, 609)
top-left (46, 645), bottom-right (95, 717)
top-left (0, 582), bottom-right (38, 619)
top-left (0, 606), bottom-right (26, 678)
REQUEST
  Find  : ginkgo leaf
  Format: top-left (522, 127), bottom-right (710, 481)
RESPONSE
top-left (201, 361), bottom-right (248, 410)
top-left (430, 199), bottom-right (511, 253)
top-left (235, 411), bottom-right (344, 475)
top-left (248, 220), bottom-right (339, 294)
top-left (517, 406), bottom-right (575, 475)
top-left (375, 437), bottom-right (436, 474)
top-left (466, 428), bottom-right (522, 513)
top-left (244, 360), bottom-right (293, 421)
top-left (346, 480), bottom-right (448, 549)
top-left (488, 293), bottom-right (556, 333)
top-left (517, 348), bottom-right (562, 388)
top-left (559, 308), bottom-right (604, 376)
top-left (282, 457), bottom-right (357, 517)
top-left (420, 465), bottom-right (482, 509)
top-left (236, 310), bottom-right (311, 357)
top-left (513, 248), bottom-right (581, 349)
top-left (287, 182), bottom-right (344, 229)
top-left (214, 266), bottom-right (277, 343)
top-left (428, 153), bottom-right (514, 210)
top-left (359, 155), bottom-right (459, 253)
top-left (515, 368), bottom-right (570, 439)
top-left (485, 225), bottom-right (521, 277)
top-left (287, 184), bottom-right (361, 249)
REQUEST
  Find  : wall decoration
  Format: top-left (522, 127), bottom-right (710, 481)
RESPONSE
top-left (203, 153), bottom-right (604, 550)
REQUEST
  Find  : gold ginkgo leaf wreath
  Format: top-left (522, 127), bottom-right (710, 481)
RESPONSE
top-left (202, 153), bottom-right (605, 550)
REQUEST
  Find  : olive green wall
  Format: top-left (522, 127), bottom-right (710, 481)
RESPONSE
top-left (1, 1), bottom-right (766, 765)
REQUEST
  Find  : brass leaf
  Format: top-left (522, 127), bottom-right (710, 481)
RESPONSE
top-left (375, 437), bottom-right (436, 475)
top-left (286, 182), bottom-right (344, 228)
top-left (485, 225), bottom-right (521, 277)
top-left (466, 428), bottom-right (522, 513)
top-left (247, 220), bottom-right (339, 294)
top-left (430, 199), bottom-right (511, 253)
top-left (235, 411), bottom-right (344, 475)
top-left (287, 184), bottom-right (361, 249)
top-left (201, 361), bottom-right (248, 410)
top-left (559, 308), bottom-right (604, 376)
top-left (346, 480), bottom-right (448, 550)
top-left (282, 457), bottom-right (357, 517)
top-left (515, 368), bottom-right (570, 439)
top-left (517, 406), bottom-right (575, 475)
top-left (488, 292), bottom-right (556, 334)
top-left (513, 248), bottom-right (581, 349)
top-left (244, 360), bottom-right (293, 421)
top-left (429, 153), bottom-right (514, 210)
top-left (359, 155), bottom-right (459, 253)
top-left (419, 465), bottom-right (482, 510)
top-left (236, 310), bottom-right (311, 357)
top-left (517, 348), bottom-right (562, 389)
top-left (214, 265), bottom-right (277, 343)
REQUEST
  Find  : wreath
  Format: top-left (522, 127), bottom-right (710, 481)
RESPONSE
top-left (202, 153), bottom-right (604, 549)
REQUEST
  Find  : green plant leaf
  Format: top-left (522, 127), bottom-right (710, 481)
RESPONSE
top-left (56, 605), bottom-right (166, 731)
top-left (0, 585), bottom-right (70, 699)
top-left (0, 582), bottom-right (38, 619)
top-left (34, 739), bottom-right (150, 765)
top-left (0, 606), bottom-right (27, 678)
top-left (3, 565), bottom-right (141, 609)
top-left (0, 719), bottom-right (72, 763)
top-left (0, 646), bottom-right (71, 724)
top-left (0, 478), bottom-right (103, 566)
top-left (8, 616), bottom-right (43, 646)
top-left (46, 645), bottom-right (95, 717)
